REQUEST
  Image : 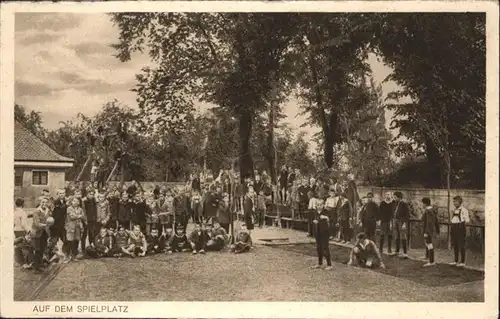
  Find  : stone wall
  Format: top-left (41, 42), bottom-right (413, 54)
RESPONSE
top-left (357, 186), bottom-right (485, 225)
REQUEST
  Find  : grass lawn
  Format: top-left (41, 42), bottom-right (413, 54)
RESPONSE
top-left (15, 244), bottom-right (483, 302)
top-left (271, 243), bottom-right (484, 287)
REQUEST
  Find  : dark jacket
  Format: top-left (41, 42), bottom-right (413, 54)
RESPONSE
top-left (338, 198), bottom-right (353, 220)
top-left (394, 201), bottom-right (410, 222)
top-left (191, 178), bottom-right (201, 192)
top-left (188, 230), bottom-right (210, 244)
top-left (174, 195), bottom-right (188, 216)
top-left (360, 201), bottom-right (379, 223)
top-left (134, 200), bottom-right (149, 224)
top-left (118, 199), bottom-right (133, 222)
top-left (279, 170), bottom-right (288, 188)
top-left (52, 198), bottom-right (67, 228)
top-left (93, 234), bottom-right (112, 253)
top-left (254, 181), bottom-right (264, 195)
top-left (203, 192), bottom-right (219, 218)
top-left (217, 201), bottom-right (231, 224)
top-left (297, 185), bottom-right (309, 204)
top-left (314, 208), bottom-right (330, 236)
top-left (378, 201), bottom-right (395, 222)
top-left (84, 198), bottom-right (98, 222)
top-left (243, 196), bottom-right (254, 219)
top-left (108, 197), bottom-right (120, 222)
top-left (422, 206), bottom-right (440, 237)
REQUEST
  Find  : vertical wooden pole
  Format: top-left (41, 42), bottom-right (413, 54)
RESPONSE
top-left (76, 153), bottom-right (92, 182)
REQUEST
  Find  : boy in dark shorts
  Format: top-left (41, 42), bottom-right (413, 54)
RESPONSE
top-left (421, 197), bottom-right (440, 267)
top-left (311, 200), bottom-right (332, 270)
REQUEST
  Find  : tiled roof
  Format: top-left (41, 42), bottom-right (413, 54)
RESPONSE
top-left (15, 121), bottom-right (74, 162)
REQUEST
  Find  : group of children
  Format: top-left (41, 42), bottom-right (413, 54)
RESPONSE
top-left (84, 221), bottom-right (253, 259)
top-left (13, 177), bottom-right (257, 272)
top-left (309, 190), bottom-right (471, 270)
top-left (14, 170), bottom-right (472, 273)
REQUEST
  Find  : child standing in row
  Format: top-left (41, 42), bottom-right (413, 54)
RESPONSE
top-left (311, 200), bottom-right (332, 270)
top-left (65, 197), bottom-right (85, 263)
top-left (421, 197), bottom-right (440, 267)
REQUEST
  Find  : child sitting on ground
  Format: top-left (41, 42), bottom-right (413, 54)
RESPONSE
top-left (169, 225), bottom-right (190, 253)
top-left (161, 227), bottom-right (174, 253)
top-left (128, 225), bottom-right (148, 257)
top-left (231, 224), bottom-right (253, 254)
top-left (146, 227), bottom-right (164, 254)
top-left (206, 221), bottom-right (228, 251)
top-left (86, 227), bottom-right (113, 258)
top-left (14, 232), bottom-right (33, 269)
top-left (189, 223), bottom-right (210, 255)
top-left (112, 225), bottom-right (133, 257)
top-left (347, 232), bottom-right (386, 269)
top-left (44, 236), bottom-right (64, 264)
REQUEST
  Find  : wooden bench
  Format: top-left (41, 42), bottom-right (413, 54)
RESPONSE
top-left (280, 217), bottom-right (293, 229)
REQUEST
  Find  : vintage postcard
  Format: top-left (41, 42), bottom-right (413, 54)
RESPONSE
top-left (0, 1), bottom-right (498, 318)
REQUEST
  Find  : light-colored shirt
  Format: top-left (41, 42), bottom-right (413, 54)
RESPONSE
top-left (14, 207), bottom-right (29, 232)
top-left (308, 198), bottom-right (320, 210)
top-left (325, 196), bottom-right (338, 209)
top-left (451, 206), bottom-right (470, 224)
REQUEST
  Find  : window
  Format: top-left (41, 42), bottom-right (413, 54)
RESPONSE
top-left (14, 170), bottom-right (23, 187)
top-left (32, 170), bottom-right (48, 186)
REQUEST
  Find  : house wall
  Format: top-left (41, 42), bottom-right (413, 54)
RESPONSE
top-left (14, 166), bottom-right (67, 208)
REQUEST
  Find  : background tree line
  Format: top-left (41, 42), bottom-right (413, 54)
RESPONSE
top-left (15, 13), bottom-right (485, 189)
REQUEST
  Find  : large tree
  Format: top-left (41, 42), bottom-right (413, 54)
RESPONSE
top-left (111, 13), bottom-right (301, 183)
top-left (293, 14), bottom-right (376, 169)
top-left (373, 13), bottom-right (486, 188)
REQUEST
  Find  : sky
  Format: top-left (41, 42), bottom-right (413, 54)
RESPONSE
top-left (15, 13), bottom-right (399, 148)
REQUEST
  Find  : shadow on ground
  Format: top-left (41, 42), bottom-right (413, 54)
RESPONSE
top-left (269, 244), bottom-right (484, 287)
top-left (14, 244), bottom-right (484, 302)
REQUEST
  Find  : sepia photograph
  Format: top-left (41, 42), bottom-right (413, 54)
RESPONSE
top-left (1, 1), bottom-right (498, 318)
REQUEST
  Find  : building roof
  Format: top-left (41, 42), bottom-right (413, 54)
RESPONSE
top-left (15, 121), bottom-right (74, 163)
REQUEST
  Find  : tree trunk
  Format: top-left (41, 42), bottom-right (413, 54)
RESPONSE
top-left (119, 158), bottom-right (125, 188)
top-left (324, 132), bottom-right (334, 168)
top-left (239, 110), bottom-right (254, 184)
top-left (445, 154), bottom-right (452, 249)
top-left (425, 138), bottom-right (442, 188)
top-left (267, 105), bottom-right (277, 185)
